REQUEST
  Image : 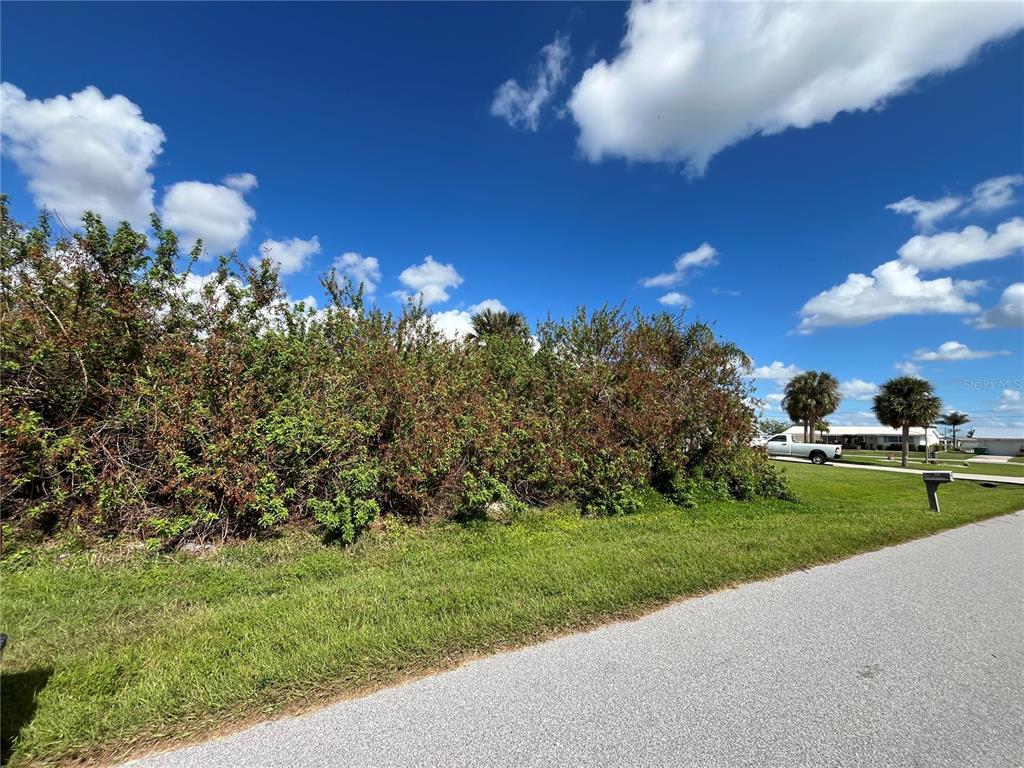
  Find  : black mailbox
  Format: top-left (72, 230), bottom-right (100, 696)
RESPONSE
top-left (922, 471), bottom-right (953, 512)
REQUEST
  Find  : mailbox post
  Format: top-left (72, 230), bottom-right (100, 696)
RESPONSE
top-left (922, 471), bottom-right (953, 512)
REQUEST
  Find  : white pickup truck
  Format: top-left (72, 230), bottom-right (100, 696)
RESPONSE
top-left (763, 434), bottom-right (842, 464)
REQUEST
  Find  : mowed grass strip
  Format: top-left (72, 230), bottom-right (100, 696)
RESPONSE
top-left (839, 453), bottom-right (1024, 477)
top-left (2, 463), bottom-right (1023, 767)
top-left (847, 450), bottom-right (969, 461)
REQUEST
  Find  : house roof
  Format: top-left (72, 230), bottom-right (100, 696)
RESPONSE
top-left (966, 427), bottom-right (1024, 440)
top-left (783, 425), bottom-right (938, 437)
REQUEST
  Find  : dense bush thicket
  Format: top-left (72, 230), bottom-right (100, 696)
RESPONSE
top-left (0, 199), bottom-right (788, 545)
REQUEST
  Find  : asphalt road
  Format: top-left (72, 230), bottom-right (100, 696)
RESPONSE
top-left (126, 513), bottom-right (1024, 768)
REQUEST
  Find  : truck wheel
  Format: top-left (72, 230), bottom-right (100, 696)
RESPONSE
top-left (810, 452), bottom-right (826, 465)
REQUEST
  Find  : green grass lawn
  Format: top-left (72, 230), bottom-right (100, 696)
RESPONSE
top-left (2, 464), bottom-right (1023, 767)
top-left (839, 453), bottom-right (1024, 477)
top-left (845, 450), bottom-right (967, 461)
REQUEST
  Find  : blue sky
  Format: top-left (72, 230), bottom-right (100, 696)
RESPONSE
top-left (2, 2), bottom-right (1023, 428)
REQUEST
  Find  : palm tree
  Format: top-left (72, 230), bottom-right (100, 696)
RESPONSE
top-left (805, 372), bottom-right (841, 443)
top-left (468, 308), bottom-right (530, 344)
top-left (937, 411), bottom-right (970, 452)
top-left (872, 376), bottom-right (942, 468)
top-left (781, 380), bottom-right (811, 442)
top-left (782, 371), bottom-right (842, 442)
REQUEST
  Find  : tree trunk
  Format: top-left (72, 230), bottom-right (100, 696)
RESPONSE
top-left (901, 424), bottom-right (910, 468)
top-left (952, 425), bottom-right (957, 451)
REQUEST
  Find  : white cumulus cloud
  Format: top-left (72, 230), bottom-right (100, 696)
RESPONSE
top-left (912, 340), bottom-right (1010, 361)
top-left (797, 260), bottom-right (984, 333)
top-left (252, 235), bottom-right (320, 275)
top-left (642, 242), bottom-right (717, 288)
top-left (430, 299), bottom-right (509, 341)
top-left (394, 255), bottom-right (463, 305)
top-left (894, 361), bottom-right (923, 378)
top-left (898, 218), bottom-right (1024, 271)
top-left (968, 282), bottom-right (1024, 330)
top-left (657, 291), bottom-right (691, 307)
top-left (0, 82), bottom-right (165, 229)
top-left (160, 175), bottom-right (257, 256)
top-left (223, 172), bottom-right (258, 193)
top-left (468, 298), bottom-right (508, 315)
top-left (334, 252), bottom-right (382, 295)
top-left (491, 35), bottom-right (571, 131)
top-left (840, 379), bottom-right (879, 401)
top-left (750, 361), bottom-right (803, 385)
top-left (567, 1), bottom-right (1023, 173)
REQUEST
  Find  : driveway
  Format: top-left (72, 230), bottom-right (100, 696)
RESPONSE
top-left (125, 513), bottom-right (1024, 768)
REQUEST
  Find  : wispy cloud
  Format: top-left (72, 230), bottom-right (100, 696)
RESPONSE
top-left (642, 243), bottom-right (717, 288)
top-left (491, 35), bottom-right (570, 131)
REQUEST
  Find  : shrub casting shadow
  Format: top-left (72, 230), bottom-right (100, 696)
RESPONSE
top-left (1, 666), bottom-right (53, 766)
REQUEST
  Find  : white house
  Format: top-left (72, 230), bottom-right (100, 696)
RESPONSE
top-left (961, 427), bottom-right (1024, 457)
top-left (782, 425), bottom-right (942, 451)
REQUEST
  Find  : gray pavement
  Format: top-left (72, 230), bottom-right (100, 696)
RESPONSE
top-left (772, 455), bottom-right (1024, 485)
top-left (125, 513), bottom-right (1024, 768)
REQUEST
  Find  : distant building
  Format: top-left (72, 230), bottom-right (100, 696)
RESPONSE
top-left (782, 425), bottom-right (943, 451)
top-left (961, 427), bottom-right (1024, 457)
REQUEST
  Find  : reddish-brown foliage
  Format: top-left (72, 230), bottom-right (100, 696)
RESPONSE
top-left (0, 199), bottom-right (786, 545)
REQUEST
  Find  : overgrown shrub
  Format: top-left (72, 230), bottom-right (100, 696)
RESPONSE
top-left (306, 463), bottom-right (381, 543)
top-left (0, 198), bottom-right (790, 545)
top-left (456, 472), bottom-right (524, 520)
